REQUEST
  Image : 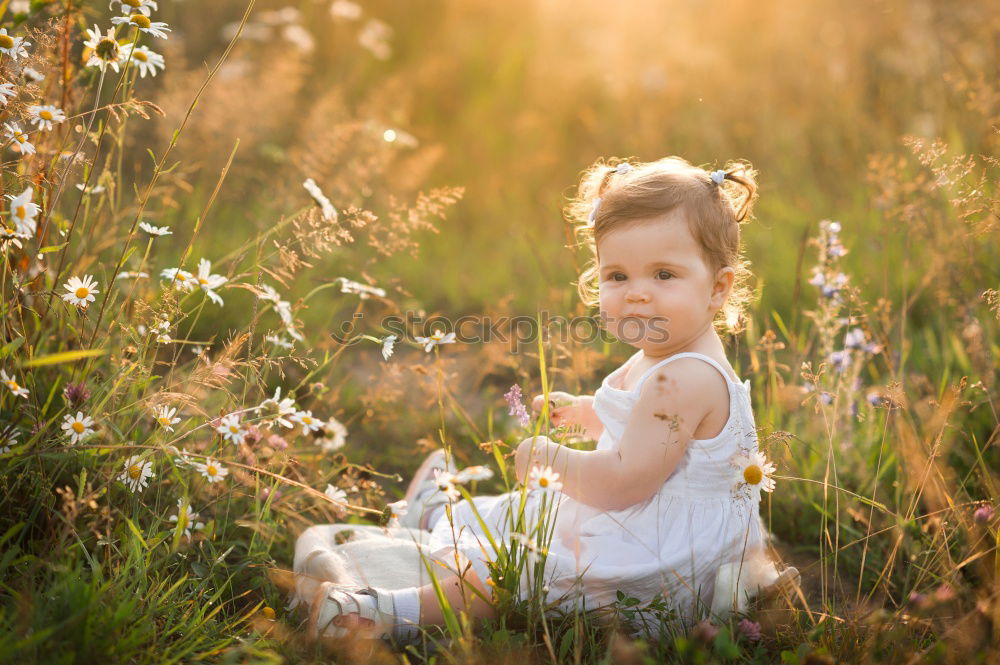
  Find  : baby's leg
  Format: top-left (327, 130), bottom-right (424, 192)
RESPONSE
top-left (418, 566), bottom-right (496, 625)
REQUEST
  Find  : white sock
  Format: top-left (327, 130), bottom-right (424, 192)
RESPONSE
top-left (389, 587), bottom-right (421, 642)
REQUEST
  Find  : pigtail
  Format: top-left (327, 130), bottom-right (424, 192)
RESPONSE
top-left (714, 161), bottom-right (759, 223)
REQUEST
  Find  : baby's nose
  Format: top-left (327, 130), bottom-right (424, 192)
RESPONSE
top-left (625, 291), bottom-right (650, 303)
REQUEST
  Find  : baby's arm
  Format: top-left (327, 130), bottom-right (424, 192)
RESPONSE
top-left (517, 360), bottom-right (720, 511)
top-left (530, 392), bottom-right (605, 441)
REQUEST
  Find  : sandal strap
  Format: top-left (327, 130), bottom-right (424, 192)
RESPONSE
top-left (321, 585), bottom-right (396, 642)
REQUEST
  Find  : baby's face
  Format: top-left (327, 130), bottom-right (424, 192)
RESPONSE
top-left (597, 212), bottom-right (728, 356)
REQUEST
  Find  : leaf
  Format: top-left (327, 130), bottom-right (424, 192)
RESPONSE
top-left (0, 337), bottom-right (24, 359)
top-left (21, 348), bottom-right (107, 367)
top-left (38, 243), bottom-right (68, 254)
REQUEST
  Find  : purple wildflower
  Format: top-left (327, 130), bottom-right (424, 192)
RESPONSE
top-left (737, 618), bottom-right (762, 641)
top-left (827, 350), bottom-right (852, 372)
top-left (504, 384), bottom-right (530, 427)
top-left (973, 504), bottom-right (994, 524)
top-left (691, 619), bottom-right (719, 643)
top-left (63, 382), bottom-right (91, 407)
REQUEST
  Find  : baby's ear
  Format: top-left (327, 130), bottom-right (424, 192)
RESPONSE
top-left (710, 267), bottom-right (735, 307)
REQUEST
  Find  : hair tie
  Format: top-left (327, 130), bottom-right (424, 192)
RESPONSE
top-left (710, 170), bottom-right (727, 185)
top-left (587, 197), bottom-right (602, 227)
top-left (614, 163), bottom-right (632, 175)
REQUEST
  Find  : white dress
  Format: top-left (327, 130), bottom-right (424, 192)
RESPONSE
top-left (426, 351), bottom-right (778, 632)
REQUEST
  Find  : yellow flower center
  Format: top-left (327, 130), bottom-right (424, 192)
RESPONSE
top-left (175, 273), bottom-right (186, 281)
top-left (96, 38), bottom-right (120, 61)
top-left (198, 278), bottom-right (209, 285)
top-left (72, 422), bottom-right (85, 433)
top-left (302, 416), bottom-right (312, 425)
top-left (207, 465), bottom-right (217, 477)
top-left (15, 205), bottom-right (25, 219)
top-left (158, 417), bottom-right (170, 426)
top-left (8, 380), bottom-right (19, 390)
top-left (743, 465), bottom-right (763, 485)
top-left (14, 134), bottom-right (24, 144)
top-left (75, 287), bottom-right (89, 298)
top-left (131, 14), bottom-right (151, 29)
top-left (0, 35), bottom-right (14, 50)
top-left (39, 110), bottom-right (52, 120)
top-left (229, 425), bottom-right (239, 433)
top-left (123, 0), bottom-right (142, 7)
top-left (539, 477), bottom-right (549, 488)
top-left (133, 50), bottom-right (148, 62)
top-left (128, 464), bottom-right (142, 479)
top-left (262, 607), bottom-right (276, 620)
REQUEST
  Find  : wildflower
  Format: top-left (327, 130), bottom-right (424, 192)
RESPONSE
top-left (111, 14), bottom-right (172, 39)
top-left (737, 618), bottom-right (761, 642)
top-left (62, 382), bottom-right (90, 406)
top-left (0, 83), bottom-right (15, 105)
top-left (455, 465), bottom-right (494, 483)
top-left (414, 327), bottom-right (456, 352)
top-left (381, 334), bottom-right (396, 360)
top-left (358, 18), bottom-right (392, 60)
top-left (316, 416), bottom-right (347, 451)
top-left (61, 411), bottom-right (96, 444)
top-left (122, 43), bottom-right (165, 78)
top-left (76, 183), bottom-right (106, 195)
top-left (261, 486), bottom-right (283, 501)
top-left (511, 532), bottom-right (544, 567)
top-left (171, 447), bottom-right (196, 468)
top-left (160, 266), bottom-right (195, 291)
top-left (0, 28), bottom-right (30, 60)
top-left (258, 386), bottom-right (297, 428)
top-left (110, 0), bottom-right (159, 17)
top-left (291, 410), bottom-right (322, 433)
top-left (337, 277), bottom-right (386, 299)
top-left (118, 455), bottom-right (154, 492)
top-left (730, 450), bottom-right (776, 501)
top-left (973, 504), bottom-right (994, 524)
top-left (1, 370), bottom-right (28, 398)
top-left (908, 591), bottom-right (930, 609)
top-left (691, 620), bottom-right (720, 644)
top-left (27, 105), bottom-right (65, 132)
top-left (303, 178), bottom-right (338, 222)
top-left (4, 122), bottom-right (35, 155)
top-left (0, 431), bottom-right (17, 454)
top-left (266, 434), bottom-right (288, 450)
top-left (330, 0), bottom-right (363, 20)
top-left (934, 584), bottom-right (956, 602)
top-left (61, 275), bottom-right (100, 308)
top-left (7, 186), bottom-right (39, 238)
top-left (139, 221), bottom-right (171, 236)
top-left (504, 384), bottom-right (531, 427)
top-left (216, 413), bottom-right (246, 445)
top-left (265, 334), bottom-right (293, 349)
top-left (527, 465), bottom-right (563, 494)
top-left (21, 67), bottom-right (44, 83)
top-left (153, 405), bottom-right (181, 432)
top-left (827, 350), bottom-right (851, 372)
top-left (195, 458), bottom-right (228, 483)
top-left (169, 498), bottom-right (205, 538)
top-left (282, 25), bottom-right (315, 53)
top-left (324, 484), bottom-right (348, 504)
top-left (154, 317), bottom-right (171, 344)
top-left (433, 469), bottom-right (462, 501)
top-left (194, 258), bottom-right (227, 305)
top-left (83, 25), bottom-right (125, 72)
top-left (116, 271), bottom-right (149, 280)
top-left (386, 499), bottom-right (408, 527)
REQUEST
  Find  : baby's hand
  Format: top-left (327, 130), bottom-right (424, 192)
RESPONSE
top-left (530, 391), bottom-right (579, 427)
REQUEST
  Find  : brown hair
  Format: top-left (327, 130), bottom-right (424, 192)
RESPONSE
top-left (567, 156), bottom-right (759, 333)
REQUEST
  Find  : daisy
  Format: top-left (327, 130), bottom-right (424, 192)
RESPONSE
top-left (110, 0), bottom-right (159, 16)
top-left (433, 469), bottom-right (461, 502)
top-left (415, 327), bottom-right (456, 352)
top-left (303, 178), bottom-right (337, 222)
top-left (118, 455), bottom-right (154, 492)
top-left (324, 484), bottom-right (348, 504)
top-left (82, 26), bottom-right (125, 72)
top-left (194, 258), bottom-right (227, 306)
top-left (216, 413), bottom-right (246, 445)
top-left (61, 411), bottom-right (96, 444)
top-left (122, 44), bottom-right (165, 78)
top-left (138, 221), bottom-right (171, 236)
top-left (291, 410), bottom-right (322, 433)
top-left (160, 267), bottom-right (195, 291)
top-left (330, 0), bottom-right (363, 20)
top-left (338, 277), bottom-right (385, 299)
top-left (8, 186), bottom-right (39, 237)
top-left (381, 334), bottom-right (396, 361)
top-left (386, 499), bottom-right (408, 528)
top-left (153, 405), bottom-right (181, 432)
top-left (0, 431), bottom-right (17, 454)
top-left (111, 14), bottom-right (171, 39)
top-left (527, 465), bottom-right (562, 494)
top-left (456, 465), bottom-right (494, 483)
top-left (115, 271), bottom-right (149, 280)
top-left (21, 67), bottom-right (43, 83)
top-left (5, 122), bottom-right (35, 155)
top-left (169, 498), bottom-right (205, 538)
top-left (27, 105), bottom-right (65, 132)
top-left (195, 458), bottom-right (228, 483)
top-left (511, 532), bottom-right (545, 568)
top-left (1, 369), bottom-right (28, 398)
top-left (730, 450), bottom-right (776, 501)
top-left (61, 275), bottom-right (100, 308)
top-left (0, 83), bottom-right (16, 105)
top-left (257, 386), bottom-right (297, 428)
top-left (0, 29), bottom-right (30, 60)
top-left (170, 446), bottom-right (196, 469)
top-left (76, 183), bottom-right (106, 195)
top-left (264, 334), bottom-right (292, 349)
top-left (316, 416), bottom-right (347, 452)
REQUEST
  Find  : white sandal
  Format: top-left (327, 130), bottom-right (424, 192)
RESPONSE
top-left (308, 581), bottom-right (409, 643)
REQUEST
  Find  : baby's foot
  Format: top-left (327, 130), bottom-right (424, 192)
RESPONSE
top-left (760, 566), bottom-right (800, 600)
top-left (309, 583), bottom-right (395, 641)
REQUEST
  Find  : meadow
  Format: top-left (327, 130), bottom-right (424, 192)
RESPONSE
top-left (0, 0), bottom-right (996, 663)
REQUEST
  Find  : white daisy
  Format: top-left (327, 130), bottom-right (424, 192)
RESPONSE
top-left (216, 413), bottom-right (246, 445)
top-left (324, 484), bottom-right (348, 504)
top-left (61, 275), bottom-right (100, 308)
top-left (381, 334), bottom-right (396, 361)
top-left (316, 416), bottom-right (347, 452)
top-left (258, 386), bottom-right (297, 429)
top-left (264, 334), bottom-right (293, 349)
top-left (82, 26), bottom-right (125, 72)
top-left (527, 465), bottom-right (562, 494)
top-left (433, 468), bottom-right (461, 502)
top-left (170, 446), bottom-right (196, 469)
top-left (414, 328), bottom-right (456, 352)
top-left (511, 532), bottom-right (545, 567)
top-left (153, 405), bottom-right (181, 432)
top-left (194, 258), bottom-right (227, 306)
top-left (168, 498), bottom-right (205, 538)
top-left (1, 369), bottom-right (28, 398)
top-left (122, 43), bottom-right (165, 78)
top-left (730, 450), bottom-right (776, 501)
top-left (0, 431), bottom-right (17, 454)
top-left (455, 465), bottom-right (494, 483)
top-left (110, 0), bottom-right (159, 17)
top-left (0, 83), bottom-right (16, 105)
top-left (386, 499), bottom-right (408, 527)
top-left (138, 221), bottom-right (171, 236)
top-left (303, 178), bottom-right (337, 222)
top-left (195, 458), bottom-right (228, 483)
top-left (154, 317), bottom-right (171, 344)
top-left (0, 29), bottom-right (30, 60)
top-left (5, 122), bottom-right (35, 155)
top-left (115, 271), bottom-right (149, 280)
top-left (76, 183), bottom-right (106, 195)
top-left (118, 455), bottom-right (154, 492)
top-left (21, 67), bottom-right (43, 83)
top-left (160, 267), bottom-right (196, 291)
top-left (338, 277), bottom-right (385, 299)
top-left (27, 105), bottom-right (65, 132)
top-left (291, 410), bottom-right (322, 433)
top-left (110, 14), bottom-right (171, 39)
top-left (330, 0), bottom-right (363, 20)
top-left (8, 186), bottom-right (39, 237)
top-left (61, 411), bottom-right (96, 444)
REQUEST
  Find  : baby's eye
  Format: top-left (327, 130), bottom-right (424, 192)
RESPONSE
top-left (609, 272), bottom-right (627, 282)
top-left (656, 270), bottom-right (674, 280)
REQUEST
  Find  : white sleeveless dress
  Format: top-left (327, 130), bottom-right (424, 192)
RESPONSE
top-left (426, 351), bottom-right (778, 631)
